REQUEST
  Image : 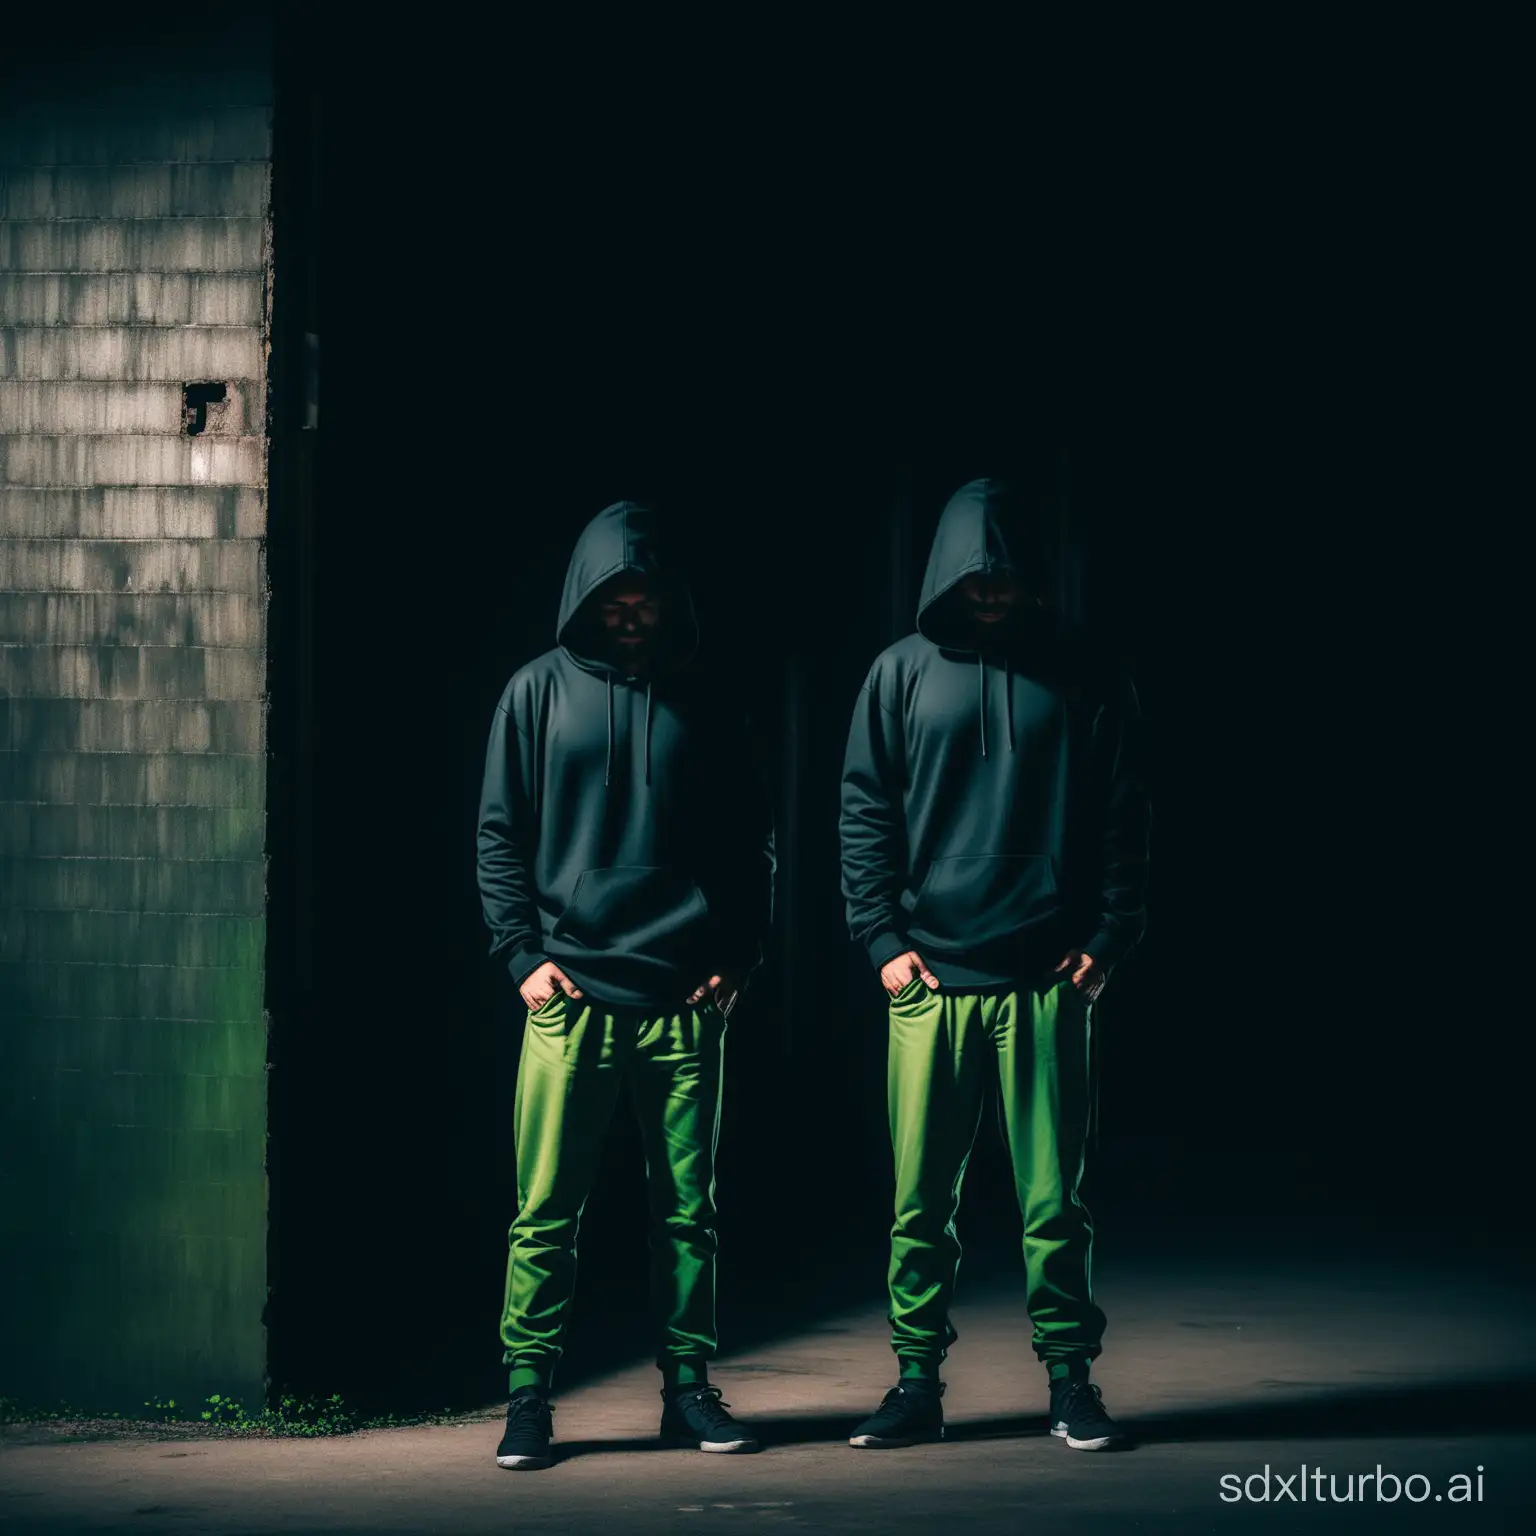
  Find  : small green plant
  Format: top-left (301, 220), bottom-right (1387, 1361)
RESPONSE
top-left (199, 1393), bottom-right (242, 1425)
top-left (262, 1393), bottom-right (358, 1437)
top-left (182, 1390), bottom-right (365, 1437)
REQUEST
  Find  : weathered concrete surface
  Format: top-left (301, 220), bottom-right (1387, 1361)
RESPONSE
top-left (0, 41), bottom-right (273, 1412)
top-left (2, 1256), bottom-right (1531, 1535)
top-left (0, 487), bottom-right (266, 540)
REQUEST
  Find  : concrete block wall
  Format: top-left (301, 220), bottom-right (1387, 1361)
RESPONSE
top-left (0, 30), bottom-right (273, 1413)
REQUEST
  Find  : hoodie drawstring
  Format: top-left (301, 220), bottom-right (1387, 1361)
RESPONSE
top-left (604, 675), bottom-right (654, 789)
top-left (605, 675), bottom-right (614, 788)
top-left (977, 654), bottom-right (988, 759)
top-left (976, 654), bottom-right (1016, 760)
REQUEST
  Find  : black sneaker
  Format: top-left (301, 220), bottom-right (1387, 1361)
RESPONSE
top-left (659, 1384), bottom-right (759, 1453)
top-left (495, 1387), bottom-right (554, 1470)
top-left (1049, 1376), bottom-right (1128, 1450)
top-left (848, 1381), bottom-right (946, 1448)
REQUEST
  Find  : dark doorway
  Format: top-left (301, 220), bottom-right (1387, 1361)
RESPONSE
top-left (262, 9), bottom-right (1525, 1427)
top-left (260, 20), bottom-right (1174, 1415)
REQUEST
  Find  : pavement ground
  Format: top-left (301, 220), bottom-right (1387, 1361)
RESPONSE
top-left (3, 1250), bottom-right (1533, 1535)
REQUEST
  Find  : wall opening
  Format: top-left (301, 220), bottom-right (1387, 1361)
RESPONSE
top-left (182, 381), bottom-right (228, 436)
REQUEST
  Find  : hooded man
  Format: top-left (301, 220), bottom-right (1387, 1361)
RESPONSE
top-left (839, 477), bottom-right (1150, 1453)
top-left (477, 501), bottom-right (775, 1470)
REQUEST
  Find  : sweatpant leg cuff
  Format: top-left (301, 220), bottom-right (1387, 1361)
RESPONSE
top-left (1044, 1354), bottom-right (1097, 1381)
top-left (660, 1357), bottom-right (710, 1391)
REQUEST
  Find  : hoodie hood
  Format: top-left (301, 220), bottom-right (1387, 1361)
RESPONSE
top-left (916, 478), bottom-right (1044, 759)
top-left (556, 501), bottom-right (700, 674)
top-left (555, 500), bottom-right (700, 789)
top-left (915, 477), bottom-right (1037, 652)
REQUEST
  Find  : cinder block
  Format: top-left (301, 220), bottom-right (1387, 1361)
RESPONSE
top-left (0, 1014), bottom-right (267, 1076)
top-left (0, 327), bottom-right (263, 382)
top-left (139, 647), bottom-right (206, 698)
top-left (8, 855), bottom-right (266, 914)
top-left (0, 219), bottom-right (266, 273)
top-left (0, 592), bottom-right (265, 646)
top-left (0, 382), bottom-right (264, 435)
top-left (0, 488), bottom-right (266, 539)
top-left (5, 699), bottom-right (264, 754)
top-left (0, 435), bottom-right (266, 487)
top-left (0, 1112), bottom-right (265, 1228)
top-left (0, 274), bottom-right (266, 327)
top-left (0, 539), bottom-right (262, 593)
top-left (0, 165), bottom-right (270, 220)
top-left (0, 907), bottom-right (265, 964)
top-left (0, 962), bottom-right (264, 1022)
top-left (0, 383), bottom-right (181, 434)
top-left (1, 644), bottom-right (141, 697)
top-left (4, 750), bottom-right (264, 808)
top-left (7, 1161), bottom-right (267, 1240)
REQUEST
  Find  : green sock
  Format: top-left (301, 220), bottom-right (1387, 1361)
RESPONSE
top-left (662, 1358), bottom-right (709, 1392)
top-left (1048, 1360), bottom-right (1088, 1383)
top-left (508, 1365), bottom-right (548, 1396)
top-left (899, 1358), bottom-right (942, 1384)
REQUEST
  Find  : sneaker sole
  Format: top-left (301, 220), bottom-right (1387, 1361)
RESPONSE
top-left (496, 1452), bottom-right (552, 1470)
top-left (1051, 1425), bottom-right (1127, 1451)
top-left (661, 1433), bottom-right (759, 1454)
top-left (848, 1429), bottom-right (944, 1448)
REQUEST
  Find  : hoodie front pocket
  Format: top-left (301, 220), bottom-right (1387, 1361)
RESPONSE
top-left (904, 854), bottom-right (1063, 951)
top-left (551, 866), bottom-right (709, 958)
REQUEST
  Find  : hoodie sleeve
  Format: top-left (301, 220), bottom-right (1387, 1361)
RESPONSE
top-left (840, 671), bottom-right (911, 972)
top-left (1082, 669), bottom-right (1151, 971)
top-left (476, 696), bottom-right (548, 986)
top-left (708, 709), bottom-right (777, 981)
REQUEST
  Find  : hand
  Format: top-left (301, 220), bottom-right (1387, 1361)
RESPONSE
top-left (1055, 949), bottom-right (1107, 1003)
top-left (880, 950), bottom-right (941, 998)
top-left (687, 971), bottom-right (742, 1016)
top-left (520, 962), bottom-right (583, 1011)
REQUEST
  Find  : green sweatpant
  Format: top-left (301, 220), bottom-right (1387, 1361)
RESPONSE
top-left (886, 976), bottom-right (1105, 1371)
top-left (501, 992), bottom-right (726, 1392)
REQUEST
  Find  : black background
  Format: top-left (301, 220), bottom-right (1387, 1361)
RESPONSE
top-left (258, 17), bottom-right (1521, 1412)
top-left (10, 6), bottom-right (1521, 1414)
top-left (261, 10), bottom-right (1525, 1410)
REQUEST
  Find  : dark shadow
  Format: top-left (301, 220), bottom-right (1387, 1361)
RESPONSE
top-left (549, 1409), bottom-right (1055, 1461)
top-left (1133, 1376), bottom-right (1536, 1445)
top-left (542, 1379), bottom-right (1536, 1462)
top-left (754, 1412), bottom-right (873, 1447)
top-left (551, 1436), bottom-right (669, 1462)
top-left (946, 1413), bottom-right (1053, 1442)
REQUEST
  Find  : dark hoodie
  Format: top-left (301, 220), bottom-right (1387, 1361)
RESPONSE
top-left (477, 501), bottom-right (775, 1008)
top-left (840, 478), bottom-right (1150, 990)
